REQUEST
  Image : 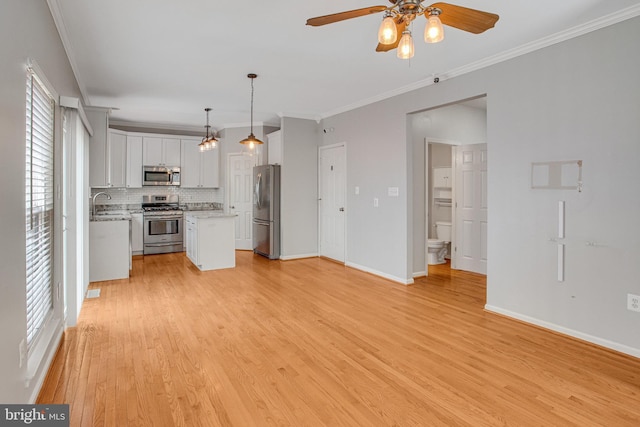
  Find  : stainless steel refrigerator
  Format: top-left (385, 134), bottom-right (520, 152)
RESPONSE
top-left (253, 164), bottom-right (280, 259)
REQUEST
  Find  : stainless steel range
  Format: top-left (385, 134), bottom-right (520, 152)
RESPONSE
top-left (142, 195), bottom-right (183, 255)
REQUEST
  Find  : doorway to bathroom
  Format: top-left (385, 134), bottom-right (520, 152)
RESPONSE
top-left (410, 96), bottom-right (488, 277)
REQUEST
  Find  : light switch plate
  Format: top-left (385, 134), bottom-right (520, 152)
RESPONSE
top-left (373, 198), bottom-right (379, 207)
top-left (388, 187), bottom-right (399, 197)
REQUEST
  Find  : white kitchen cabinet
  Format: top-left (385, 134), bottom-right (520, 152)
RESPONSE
top-left (180, 139), bottom-right (220, 188)
top-left (126, 135), bottom-right (143, 188)
top-left (89, 220), bottom-right (130, 281)
top-left (89, 126), bottom-right (126, 188)
top-left (185, 215), bottom-right (197, 262)
top-left (87, 109), bottom-right (109, 187)
top-left (267, 130), bottom-right (282, 165)
top-left (87, 110), bottom-right (126, 188)
top-left (143, 137), bottom-right (181, 166)
top-left (185, 213), bottom-right (235, 271)
top-left (433, 167), bottom-right (452, 188)
top-left (131, 213), bottom-right (143, 254)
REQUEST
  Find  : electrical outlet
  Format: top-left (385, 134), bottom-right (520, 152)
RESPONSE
top-left (628, 293), bottom-right (640, 312)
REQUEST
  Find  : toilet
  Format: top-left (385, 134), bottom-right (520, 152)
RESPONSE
top-left (427, 221), bottom-right (452, 265)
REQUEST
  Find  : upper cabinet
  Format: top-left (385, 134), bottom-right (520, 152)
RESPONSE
top-left (126, 135), bottom-right (143, 188)
top-left (180, 139), bottom-right (220, 188)
top-left (267, 130), bottom-right (282, 165)
top-left (107, 131), bottom-right (127, 188)
top-left (433, 167), bottom-right (452, 188)
top-left (87, 107), bottom-right (126, 188)
top-left (143, 137), bottom-right (181, 166)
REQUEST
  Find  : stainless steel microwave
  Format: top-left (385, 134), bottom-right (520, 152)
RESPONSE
top-left (143, 166), bottom-right (181, 186)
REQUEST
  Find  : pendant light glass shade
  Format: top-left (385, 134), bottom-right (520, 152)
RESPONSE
top-left (199, 108), bottom-right (217, 152)
top-left (378, 14), bottom-right (397, 45)
top-left (424, 14), bottom-right (444, 43)
top-left (397, 30), bottom-right (414, 59)
top-left (239, 73), bottom-right (263, 149)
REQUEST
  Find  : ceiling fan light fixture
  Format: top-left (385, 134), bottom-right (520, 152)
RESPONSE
top-left (378, 13), bottom-right (397, 44)
top-left (424, 10), bottom-right (444, 43)
top-left (199, 108), bottom-right (218, 152)
top-left (239, 73), bottom-right (264, 149)
top-left (397, 30), bottom-right (414, 59)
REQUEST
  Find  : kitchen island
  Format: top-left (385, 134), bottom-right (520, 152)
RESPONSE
top-left (185, 212), bottom-right (236, 271)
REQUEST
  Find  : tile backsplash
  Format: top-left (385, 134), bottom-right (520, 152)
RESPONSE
top-left (91, 186), bottom-right (224, 207)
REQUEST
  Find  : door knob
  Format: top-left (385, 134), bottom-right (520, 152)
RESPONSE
top-left (339, 207), bottom-right (344, 212)
top-left (230, 205), bottom-right (235, 209)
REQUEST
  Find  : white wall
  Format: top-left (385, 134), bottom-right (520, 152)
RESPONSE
top-left (280, 117), bottom-right (320, 259)
top-left (321, 16), bottom-right (640, 355)
top-left (0, 0), bottom-right (83, 402)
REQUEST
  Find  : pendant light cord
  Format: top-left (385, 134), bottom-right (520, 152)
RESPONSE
top-left (250, 76), bottom-right (255, 135)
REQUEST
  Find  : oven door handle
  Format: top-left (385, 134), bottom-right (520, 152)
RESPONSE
top-left (144, 242), bottom-right (181, 248)
top-left (144, 215), bottom-right (183, 221)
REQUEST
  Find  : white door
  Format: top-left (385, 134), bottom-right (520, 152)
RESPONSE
top-left (319, 144), bottom-right (346, 262)
top-left (228, 153), bottom-right (257, 250)
top-left (454, 143), bottom-right (488, 274)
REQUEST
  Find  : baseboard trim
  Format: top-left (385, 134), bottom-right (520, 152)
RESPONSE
top-left (346, 261), bottom-right (414, 285)
top-left (413, 271), bottom-right (427, 278)
top-left (280, 253), bottom-right (319, 261)
top-left (484, 305), bottom-right (640, 359)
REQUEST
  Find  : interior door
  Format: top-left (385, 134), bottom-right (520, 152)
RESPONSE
top-left (319, 144), bottom-right (346, 262)
top-left (454, 143), bottom-right (488, 274)
top-left (228, 153), bottom-right (257, 250)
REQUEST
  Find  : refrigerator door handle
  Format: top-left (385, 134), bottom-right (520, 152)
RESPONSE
top-left (255, 172), bottom-right (262, 210)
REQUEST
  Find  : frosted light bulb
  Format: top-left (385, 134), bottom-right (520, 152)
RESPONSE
top-left (378, 15), bottom-right (397, 45)
top-left (397, 31), bottom-right (414, 59)
top-left (424, 15), bottom-right (444, 43)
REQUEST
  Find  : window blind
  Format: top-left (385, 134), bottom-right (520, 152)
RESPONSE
top-left (25, 69), bottom-right (55, 349)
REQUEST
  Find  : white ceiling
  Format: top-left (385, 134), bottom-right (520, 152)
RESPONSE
top-left (49, 0), bottom-right (640, 132)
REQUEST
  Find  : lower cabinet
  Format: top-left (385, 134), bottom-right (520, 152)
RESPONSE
top-left (185, 216), bottom-right (197, 263)
top-left (89, 220), bottom-right (130, 282)
top-left (185, 213), bottom-right (235, 271)
top-left (131, 213), bottom-right (143, 254)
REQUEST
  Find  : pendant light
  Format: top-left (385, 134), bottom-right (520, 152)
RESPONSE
top-left (199, 107), bottom-right (218, 152)
top-left (397, 29), bottom-right (414, 59)
top-left (424, 9), bottom-right (444, 43)
top-left (238, 73), bottom-right (263, 150)
top-left (377, 12), bottom-right (397, 45)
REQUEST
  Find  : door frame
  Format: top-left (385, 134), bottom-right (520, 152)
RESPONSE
top-left (424, 138), bottom-right (460, 275)
top-left (318, 142), bottom-right (347, 263)
top-left (226, 152), bottom-right (258, 250)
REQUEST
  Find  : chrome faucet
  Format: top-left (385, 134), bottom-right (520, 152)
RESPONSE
top-left (92, 192), bottom-right (112, 218)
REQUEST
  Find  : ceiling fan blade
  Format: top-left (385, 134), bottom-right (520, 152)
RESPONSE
top-left (306, 6), bottom-right (387, 27)
top-left (429, 2), bottom-right (499, 34)
top-left (375, 19), bottom-right (408, 52)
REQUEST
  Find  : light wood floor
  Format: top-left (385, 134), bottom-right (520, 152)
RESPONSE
top-left (38, 252), bottom-right (640, 426)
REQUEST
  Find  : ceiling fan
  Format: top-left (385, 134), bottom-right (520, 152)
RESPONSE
top-left (306, 1), bottom-right (499, 59)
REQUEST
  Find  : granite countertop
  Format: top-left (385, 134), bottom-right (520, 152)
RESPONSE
top-left (181, 202), bottom-right (224, 211)
top-left (91, 210), bottom-right (132, 221)
top-left (185, 211), bottom-right (236, 219)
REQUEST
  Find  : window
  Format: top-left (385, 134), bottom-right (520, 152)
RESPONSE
top-left (25, 67), bottom-right (55, 349)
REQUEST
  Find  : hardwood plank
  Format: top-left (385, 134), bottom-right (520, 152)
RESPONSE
top-left (37, 253), bottom-right (640, 426)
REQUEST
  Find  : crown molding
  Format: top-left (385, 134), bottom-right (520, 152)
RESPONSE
top-left (222, 121), bottom-right (280, 129)
top-left (108, 120), bottom-right (202, 134)
top-left (277, 112), bottom-right (322, 123)
top-left (47, 0), bottom-right (90, 107)
top-left (320, 4), bottom-right (640, 120)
